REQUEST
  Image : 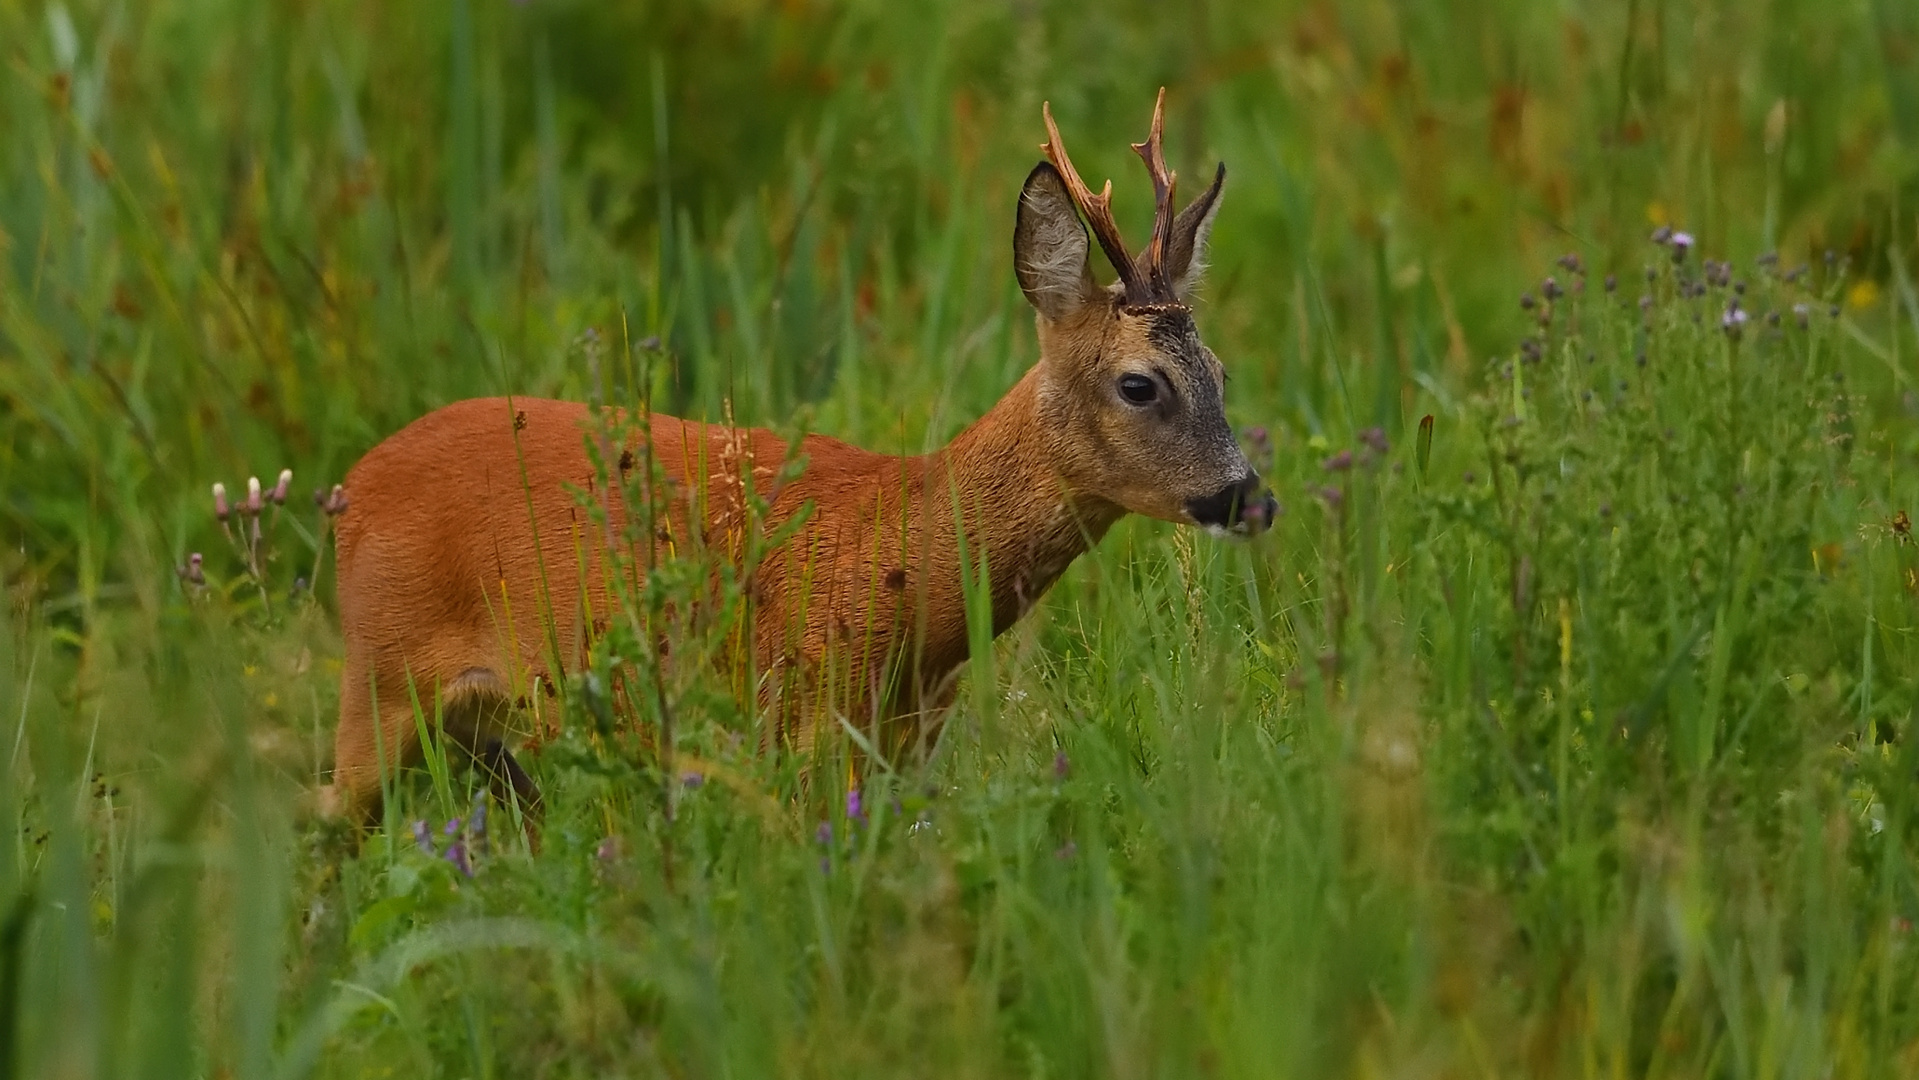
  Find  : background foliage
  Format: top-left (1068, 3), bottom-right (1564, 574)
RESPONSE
top-left (3, 0), bottom-right (1918, 1075)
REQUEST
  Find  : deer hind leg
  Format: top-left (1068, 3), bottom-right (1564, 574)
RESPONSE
top-left (326, 662), bottom-right (544, 827)
top-left (324, 655), bottom-right (421, 826)
top-left (439, 668), bottom-right (545, 820)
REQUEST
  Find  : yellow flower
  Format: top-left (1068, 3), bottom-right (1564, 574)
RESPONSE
top-left (1847, 280), bottom-right (1880, 309)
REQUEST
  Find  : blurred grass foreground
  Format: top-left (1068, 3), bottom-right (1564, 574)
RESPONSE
top-left (4, 0), bottom-right (1919, 1076)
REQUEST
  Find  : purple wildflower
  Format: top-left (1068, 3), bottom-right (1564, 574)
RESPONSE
top-left (411, 819), bottom-right (434, 855)
top-left (444, 840), bottom-right (472, 878)
top-left (681, 770), bottom-right (705, 789)
top-left (468, 793), bottom-right (488, 853)
top-left (1322, 450), bottom-right (1353, 473)
top-left (815, 820), bottom-right (833, 846)
top-left (1359, 427), bottom-right (1390, 455)
top-left (1669, 232), bottom-right (1693, 262)
top-left (271, 469), bottom-right (292, 506)
top-left (443, 817), bottom-right (462, 836)
top-left (1316, 485), bottom-right (1345, 512)
top-left (846, 788), bottom-right (867, 827)
top-left (1721, 306), bottom-right (1749, 339)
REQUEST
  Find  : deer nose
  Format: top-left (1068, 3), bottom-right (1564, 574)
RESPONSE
top-left (1186, 473), bottom-right (1274, 533)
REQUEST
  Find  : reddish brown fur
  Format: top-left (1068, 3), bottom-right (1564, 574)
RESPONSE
top-left (324, 94), bottom-right (1268, 819)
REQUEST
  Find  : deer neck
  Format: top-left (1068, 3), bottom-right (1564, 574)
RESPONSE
top-left (924, 366), bottom-right (1123, 636)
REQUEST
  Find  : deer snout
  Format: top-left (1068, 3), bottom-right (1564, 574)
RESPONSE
top-left (1185, 472), bottom-right (1274, 535)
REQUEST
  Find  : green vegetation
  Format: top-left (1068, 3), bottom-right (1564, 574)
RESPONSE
top-left (5, 0), bottom-right (1919, 1075)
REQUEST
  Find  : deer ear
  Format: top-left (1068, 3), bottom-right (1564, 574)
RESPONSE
top-left (1014, 162), bottom-right (1099, 320)
top-left (1157, 162), bottom-right (1225, 299)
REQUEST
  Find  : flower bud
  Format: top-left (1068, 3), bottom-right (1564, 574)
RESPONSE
top-left (212, 483), bottom-right (230, 523)
top-left (245, 476), bottom-right (263, 515)
top-left (272, 469), bottom-right (292, 505)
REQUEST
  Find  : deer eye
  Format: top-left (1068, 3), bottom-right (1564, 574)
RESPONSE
top-left (1117, 374), bottom-right (1158, 405)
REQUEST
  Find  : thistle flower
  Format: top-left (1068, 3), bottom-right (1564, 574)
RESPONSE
top-left (1359, 427), bottom-right (1390, 455)
top-left (1322, 450), bottom-right (1353, 473)
top-left (1669, 232), bottom-right (1693, 261)
top-left (1541, 276), bottom-right (1562, 301)
top-left (316, 484), bottom-right (349, 517)
top-left (212, 482), bottom-right (230, 523)
top-left (271, 469), bottom-right (292, 505)
top-left (245, 476), bottom-right (263, 516)
top-left (1721, 305), bottom-right (1749, 339)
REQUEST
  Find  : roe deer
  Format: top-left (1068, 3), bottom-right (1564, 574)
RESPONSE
top-left (324, 90), bottom-right (1274, 821)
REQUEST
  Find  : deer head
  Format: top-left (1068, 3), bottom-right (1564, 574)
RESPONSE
top-left (1013, 89), bottom-right (1274, 535)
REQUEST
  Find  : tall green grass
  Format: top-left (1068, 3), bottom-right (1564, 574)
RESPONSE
top-left (3, 0), bottom-right (1919, 1075)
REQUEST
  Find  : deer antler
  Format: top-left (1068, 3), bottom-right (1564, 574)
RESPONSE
top-left (1130, 88), bottom-right (1178, 298)
top-left (1042, 100), bottom-right (1148, 304)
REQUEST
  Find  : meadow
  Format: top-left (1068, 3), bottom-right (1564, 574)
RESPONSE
top-left (4, 0), bottom-right (1919, 1075)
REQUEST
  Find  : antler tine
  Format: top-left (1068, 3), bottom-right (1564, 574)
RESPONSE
top-left (1042, 101), bottom-right (1145, 301)
top-left (1130, 87), bottom-right (1178, 296)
